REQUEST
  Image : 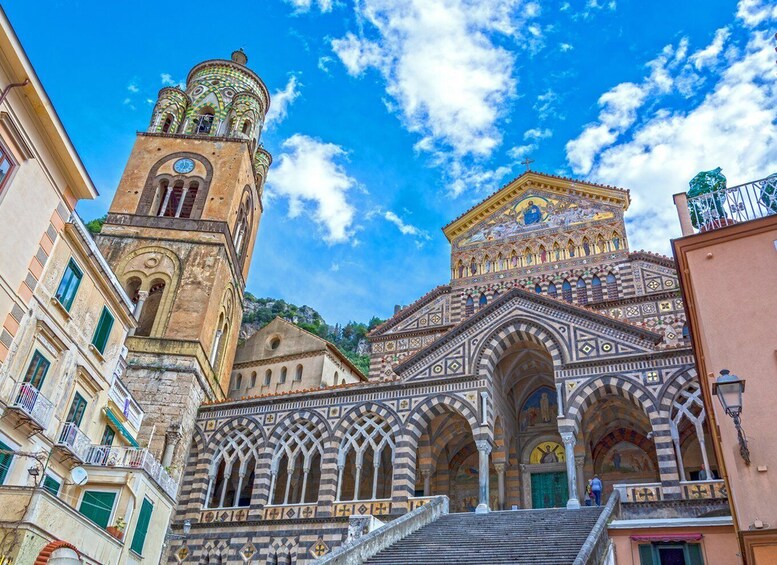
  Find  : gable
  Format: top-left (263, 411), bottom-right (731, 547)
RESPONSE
top-left (454, 188), bottom-right (623, 250)
top-left (235, 318), bottom-right (325, 364)
top-left (370, 286), bottom-right (452, 338)
top-left (394, 288), bottom-right (662, 383)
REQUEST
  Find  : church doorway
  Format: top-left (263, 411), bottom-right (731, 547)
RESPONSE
top-left (531, 471), bottom-right (567, 508)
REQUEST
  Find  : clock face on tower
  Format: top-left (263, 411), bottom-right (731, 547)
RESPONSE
top-left (173, 158), bottom-right (195, 174)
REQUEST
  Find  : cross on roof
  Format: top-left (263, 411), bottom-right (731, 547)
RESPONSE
top-left (520, 157), bottom-right (535, 171)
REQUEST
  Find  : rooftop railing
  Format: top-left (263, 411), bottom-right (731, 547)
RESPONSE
top-left (85, 445), bottom-right (178, 499)
top-left (675, 175), bottom-right (777, 235)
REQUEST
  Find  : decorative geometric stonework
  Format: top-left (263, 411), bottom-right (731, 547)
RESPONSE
top-left (433, 364), bottom-right (443, 374)
top-left (265, 413), bottom-right (275, 424)
top-left (310, 537), bottom-right (329, 559)
top-left (646, 279), bottom-right (661, 291)
top-left (175, 546), bottom-right (190, 562)
top-left (601, 342), bottom-right (613, 353)
top-left (399, 399), bottom-right (410, 410)
top-left (205, 420), bottom-right (216, 431)
top-left (447, 359), bottom-right (462, 372)
top-left (202, 511), bottom-right (215, 523)
top-left (566, 380), bottom-right (578, 392)
top-left (659, 300), bottom-right (673, 312)
top-left (240, 542), bottom-right (257, 561)
top-left (644, 371), bottom-right (661, 385)
top-left (328, 406), bottom-right (340, 418)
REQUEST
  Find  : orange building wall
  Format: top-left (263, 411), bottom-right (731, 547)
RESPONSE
top-left (610, 526), bottom-right (740, 565)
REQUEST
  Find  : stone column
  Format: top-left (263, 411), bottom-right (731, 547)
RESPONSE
top-left (475, 440), bottom-right (492, 514)
top-left (495, 463), bottom-right (506, 510)
top-left (556, 383), bottom-right (564, 418)
top-left (561, 432), bottom-right (580, 509)
top-left (128, 291), bottom-right (148, 336)
top-left (695, 422), bottom-right (712, 479)
top-left (421, 468), bottom-right (433, 496)
top-left (671, 422), bottom-right (686, 481)
top-left (161, 424), bottom-right (182, 468)
top-left (174, 187), bottom-right (189, 217)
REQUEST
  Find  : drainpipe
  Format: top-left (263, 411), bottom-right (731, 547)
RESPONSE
top-left (0, 79), bottom-right (30, 106)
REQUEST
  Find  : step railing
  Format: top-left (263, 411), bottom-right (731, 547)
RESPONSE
top-left (573, 490), bottom-right (620, 565)
top-left (10, 382), bottom-right (54, 429)
top-left (317, 495), bottom-right (449, 564)
top-left (56, 422), bottom-right (92, 461)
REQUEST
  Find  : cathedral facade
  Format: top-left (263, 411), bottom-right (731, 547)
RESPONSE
top-left (166, 169), bottom-right (716, 562)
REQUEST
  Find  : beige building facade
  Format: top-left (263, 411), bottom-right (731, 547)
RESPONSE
top-left (674, 177), bottom-right (777, 564)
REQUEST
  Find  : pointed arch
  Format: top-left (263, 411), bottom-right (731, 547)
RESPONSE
top-left (478, 292), bottom-right (488, 309)
top-left (403, 394), bottom-right (481, 445)
top-left (565, 374), bottom-right (658, 432)
top-left (576, 277), bottom-right (588, 305)
top-left (547, 282), bottom-right (558, 298)
top-left (561, 279), bottom-right (573, 302)
top-left (606, 272), bottom-right (619, 299)
top-left (591, 275), bottom-right (603, 302)
top-left (465, 294), bottom-right (474, 317)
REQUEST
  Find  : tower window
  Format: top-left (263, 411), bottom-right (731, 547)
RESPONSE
top-left (591, 275), bottom-right (603, 302)
top-left (241, 120), bottom-right (252, 135)
top-left (606, 272), bottom-right (619, 299)
top-left (295, 364), bottom-right (303, 382)
top-left (161, 114), bottom-right (173, 134)
top-left (280, 366), bottom-right (287, 384)
top-left (478, 293), bottom-right (488, 309)
top-left (562, 280), bottom-right (573, 302)
top-left (264, 369), bottom-right (272, 386)
top-left (547, 282), bottom-right (558, 298)
top-left (465, 295), bottom-right (474, 317)
top-left (577, 277), bottom-right (588, 306)
top-left (195, 109), bottom-right (215, 134)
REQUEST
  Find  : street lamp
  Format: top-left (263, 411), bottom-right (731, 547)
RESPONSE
top-left (713, 369), bottom-right (750, 465)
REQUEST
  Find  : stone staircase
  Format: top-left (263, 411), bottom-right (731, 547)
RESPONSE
top-left (363, 507), bottom-right (605, 565)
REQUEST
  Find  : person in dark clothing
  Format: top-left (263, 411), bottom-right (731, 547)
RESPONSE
top-left (591, 475), bottom-right (603, 506)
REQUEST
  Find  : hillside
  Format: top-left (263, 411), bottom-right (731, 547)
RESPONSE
top-left (241, 293), bottom-right (384, 376)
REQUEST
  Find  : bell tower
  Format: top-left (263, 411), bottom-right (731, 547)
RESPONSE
top-left (97, 50), bottom-right (271, 471)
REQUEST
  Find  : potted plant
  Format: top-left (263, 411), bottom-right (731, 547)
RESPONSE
top-left (687, 167), bottom-right (731, 231)
top-left (107, 516), bottom-right (126, 541)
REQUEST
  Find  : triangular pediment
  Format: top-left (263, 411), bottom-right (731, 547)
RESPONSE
top-left (443, 171), bottom-right (630, 246)
top-left (393, 288), bottom-right (661, 382)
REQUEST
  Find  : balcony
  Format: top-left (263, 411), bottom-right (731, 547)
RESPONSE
top-left (107, 377), bottom-right (143, 434)
top-left (84, 445), bottom-right (178, 499)
top-left (8, 382), bottom-right (54, 431)
top-left (675, 175), bottom-right (777, 235)
top-left (55, 422), bottom-right (92, 463)
top-left (613, 480), bottom-right (729, 521)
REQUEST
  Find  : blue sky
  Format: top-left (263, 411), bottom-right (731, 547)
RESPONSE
top-left (6, 0), bottom-right (775, 324)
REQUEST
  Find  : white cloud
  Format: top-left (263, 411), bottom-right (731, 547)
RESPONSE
top-left (579, 31), bottom-right (777, 253)
top-left (267, 134), bottom-right (357, 244)
top-left (689, 28), bottom-right (730, 70)
top-left (524, 128), bottom-right (552, 141)
top-left (330, 0), bottom-right (537, 159)
top-left (318, 56), bottom-right (334, 74)
top-left (160, 73), bottom-right (185, 88)
top-left (265, 76), bottom-right (301, 128)
top-left (534, 89), bottom-right (559, 120)
top-left (127, 82), bottom-right (139, 93)
top-left (447, 162), bottom-right (513, 197)
top-left (560, 42), bottom-right (574, 52)
top-left (736, 0), bottom-right (777, 27)
top-left (384, 211), bottom-right (430, 240)
top-left (285, 0), bottom-right (333, 13)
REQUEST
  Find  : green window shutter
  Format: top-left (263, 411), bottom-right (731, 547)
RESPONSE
top-left (638, 544), bottom-right (656, 565)
top-left (687, 543), bottom-right (705, 565)
top-left (100, 425), bottom-right (116, 446)
top-left (91, 307), bottom-right (114, 354)
top-left (55, 259), bottom-right (83, 311)
top-left (0, 439), bottom-right (13, 484)
top-left (130, 498), bottom-right (154, 555)
top-left (65, 393), bottom-right (87, 426)
top-left (42, 475), bottom-right (61, 496)
top-left (78, 490), bottom-right (116, 528)
top-left (24, 350), bottom-right (50, 389)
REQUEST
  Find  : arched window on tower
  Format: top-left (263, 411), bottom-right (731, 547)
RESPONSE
top-left (250, 372), bottom-right (257, 388)
top-left (492, 290), bottom-right (499, 301)
top-left (612, 232), bottom-right (621, 250)
top-left (195, 108), bottom-right (215, 134)
top-left (270, 420), bottom-right (324, 505)
top-left (161, 114), bottom-right (174, 134)
top-left (235, 374), bottom-right (243, 390)
top-left (470, 259), bottom-right (477, 275)
top-left (264, 369), bottom-right (272, 386)
top-left (242, 120), bottom-right (252, 135)
top-left (510, 251), bottom-right (518, 268)
top-left (457, 261), bottom-right (465, 278)
top-left (562, 279), bottom-right (573, 302)
top-left (591, 275), bottom-right (603, 302)
top-left (135, 279), bottom-right (166, 337)
top-left (336, 413), bottom-right (395, 501)
top-left (465, 295), bottom-right (474, 317)
top-left (478, 293), bottom-right (488, 309)
top-left (577, 277), bottom-right (588, 305)
top-left (178, 181), bottom-right (199, 219)
top-left (567, 239), bottom-right (576, 258)
top-left (547, 282), bottom-right (558, 298)
top-left (159, 180), bottom-right (184, 217)
top-left (582, 238), bottom-right (592, 256)
top-left (606, 272), bottom-right (619, 299)
top-left (206, 428), bottom-right (258, 508)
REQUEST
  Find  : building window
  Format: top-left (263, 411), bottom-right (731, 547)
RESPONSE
top-left (0, 439), bottom-right (13, 484)
top-left (23, 350), bottom-right (50, 390)
top-left (606, 272), bottom-right (619, 299)
top-left (100, 425), bottom-right (115, 446)
top-left (250, 372), bottom-right (257, 387)
top-left (591, 275), bottom-right (603, 302)
top-left (577, 278), bottom-right (588, 306)
top-left (55, 259), bottom-right (83, 311)
top-left (264, 369), bottom-right (272, 386)
top-left (130, 498), bottom-right (154, 555)
top-left (637, 542), bottom-right (704, 565)
top-left (78, 490), bottom-right (117, 528)
top-left (295, 365), bottom-right (303, 382)
top-left (235, 374), bottom-right (243, 390)
top-left (547, 282), bottom-right (558, 298)
top-left (0, 141), bottom-right (16, 193)
top-left (682, 324), bottom-right (690, 341)
top-left (65, 392), bottom-right (87, 427)
top-left (479, 293), bottom-right (488, 309)
top-left (91, 307), bottom-right (114, 354)
top-left (561, 280), bottom-right (573, 302)
top-left (279, 367), bottom-right (287, 384)
top-left (465, 295), bottom-right (474, 317)
top-left (161, 114), bottom-right (173, 134)
top-left (42, 474), bottom-right (61, 496)
top-left (195, 110), bottom-right (215, 134)
top-left (534, 284), bottom-right (542, 294)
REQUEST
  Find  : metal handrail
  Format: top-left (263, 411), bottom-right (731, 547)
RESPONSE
top-left (56, 422), bottom-right (91, 461)
top-left (687, 175), bottom-right (777, 232)
top-left (84, 445), bottom-right (178, 498)
top-left (10, 382), bottom-right (54, 428)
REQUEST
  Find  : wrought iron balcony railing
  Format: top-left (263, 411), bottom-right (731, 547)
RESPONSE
top-left (55, 422), bottom-right (92, 462)
top-left (10, 382), bottom-right (54, 430)
top-left (677, 175), bottom-right (777, 235)
top-left (84, 445), bottom-right (178, 499)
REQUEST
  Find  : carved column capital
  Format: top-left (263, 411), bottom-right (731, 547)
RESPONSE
top-left (560, 431), bottom-right (576, 446)
top-left (475, 439), bottom-right (492, 455)
top-left (494, 463), bottom-right (506, 474)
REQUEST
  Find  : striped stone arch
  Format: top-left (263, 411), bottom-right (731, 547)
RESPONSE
top-left (267, 408), bottom-right (332, 449)
top-left (657, 366), bottom-right (699, 413)
top-left (565, 374), bottom-right (658, 432)
top-left (474, 317), bottom-right (567, 378)
top-left (333, 402), bottom-right (403, 441)
top-left (177, 425), bottom-right (209, 515)
top-left (206, 415), bottom-right (266, 456)
top-left (403, 394), bottom-right (481, 444)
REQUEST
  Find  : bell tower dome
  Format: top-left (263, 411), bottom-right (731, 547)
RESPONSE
top-left (96, 52), bottom-right (272, 472)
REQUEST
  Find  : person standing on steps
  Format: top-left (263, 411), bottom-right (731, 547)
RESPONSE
top-left (591, 474), bottom-right (603, 506)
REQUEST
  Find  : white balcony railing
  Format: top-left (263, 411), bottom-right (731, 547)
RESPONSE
top-left (681, 175), bottom-right (777, 234)
top-left (107, 378), bottom-right (143, 432)
top-left (84, 445), bottom-right (177, 499)
top-left (10, 382), bottom-right (54, 429)
top-left (56, 422), bottom-right (92, 461)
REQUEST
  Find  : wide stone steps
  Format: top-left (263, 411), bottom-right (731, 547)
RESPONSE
top-left (363, 507), bottom-right (603, 565)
